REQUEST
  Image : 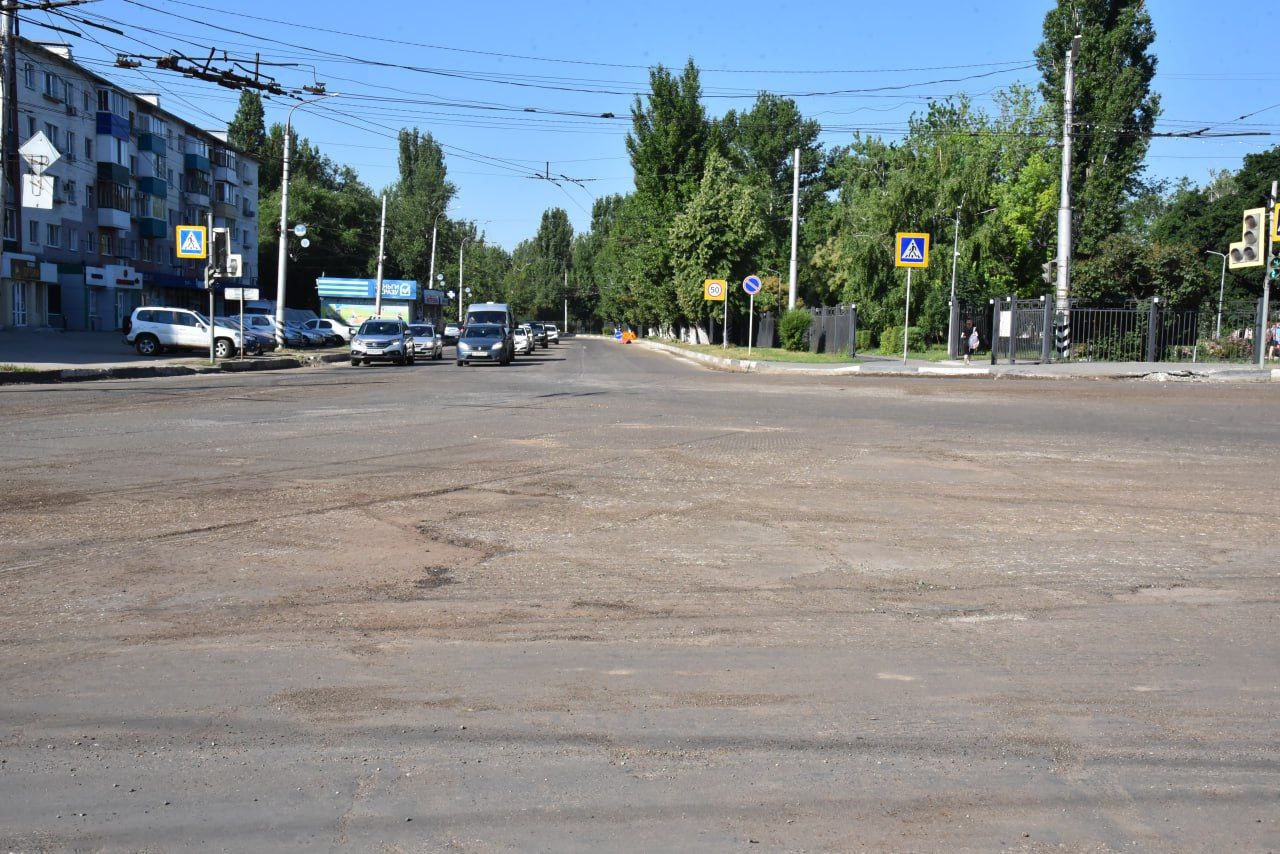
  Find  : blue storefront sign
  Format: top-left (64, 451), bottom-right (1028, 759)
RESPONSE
top-left (316, 278), bottom-right (418, 300)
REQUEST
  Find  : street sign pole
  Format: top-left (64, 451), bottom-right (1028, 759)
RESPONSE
top-left (207, 210), bottom-right (215, 364)
top-left (747, 293), bottom-right (755, 355)
top-left (723, 284), bottom-right (729, 349)
top-left (1261, 181), bottom-right (1277, 367)
top-left (903, 268), bottom-right (912, 363)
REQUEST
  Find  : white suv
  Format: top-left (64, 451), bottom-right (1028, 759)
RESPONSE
top-left (302, 317), bottom-right (352, 344)
top-left (126, 307), bottom-right (244, 359)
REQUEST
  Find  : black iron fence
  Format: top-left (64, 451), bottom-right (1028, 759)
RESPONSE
top-left (808, 305), bottom-right (858, 356)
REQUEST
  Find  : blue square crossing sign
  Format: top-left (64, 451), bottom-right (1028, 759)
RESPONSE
top-left (176, 225), bottom-right (207, 259)
top-left (895, 232), bottom-right (930, 268)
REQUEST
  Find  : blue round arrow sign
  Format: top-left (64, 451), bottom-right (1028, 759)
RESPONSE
top-left (743, 275), bottom-right (762, 295)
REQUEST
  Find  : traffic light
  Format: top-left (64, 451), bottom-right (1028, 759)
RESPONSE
top-left (209, 228), bottom-right (231, 276)
top-left (1041, 259), bottom-right (1057, 286)
top-left (1228, 207), bottom-right (1266, 270)
top-left (1270, 249), bottom-right (1280, 281)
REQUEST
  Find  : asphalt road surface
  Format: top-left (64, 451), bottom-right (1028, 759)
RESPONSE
top-left (1, 338), bottom-right (1277, 851)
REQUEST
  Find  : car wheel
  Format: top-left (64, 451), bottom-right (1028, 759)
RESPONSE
top-left (350, 357), bottom-right (360, 367)
top-left (456, 359), bottom-right (465, 367)
top-left (214, 338), bottom-right (235, 359)
top-left (134, 334), bottom-right (160, 357)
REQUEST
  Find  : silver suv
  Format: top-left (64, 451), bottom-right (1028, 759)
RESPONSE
top-left (350, 318), bottom-right (414, 366)
top-left (126, 307), bottom-right (244, 359)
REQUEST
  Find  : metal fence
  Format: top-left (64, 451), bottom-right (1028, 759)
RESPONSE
top-left (808, 305), bottom-right (857, 356)
top-left (986, 296), bottom-right (1053, 364)
top-left (1063, 297), bottom-right (1265, 363)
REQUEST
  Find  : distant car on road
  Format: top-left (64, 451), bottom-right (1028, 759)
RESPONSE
top-left (242, 314), bottom-right (306, 348)
top-left (126, 307), bottom-right (245, 359)
top-left (442, 321), bottom-right (462, 344)
top-left (351, 318), bottom-right (414, 366)
top-left (216, 317), bottom-right (276, 355)
top-left (456, 323), bottom-right (510, 366)
top-left (544, 323), bottom-right (560, 344)
top-left (408, 323), bottom-right (443, 360)
top-left (512, 326), bottom-right (533, 355)
top-left (527, 321), bottom-right (549, 349)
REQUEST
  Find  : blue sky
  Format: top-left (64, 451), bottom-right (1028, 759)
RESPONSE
top-left (35, 0), bottom-right (1280, 249)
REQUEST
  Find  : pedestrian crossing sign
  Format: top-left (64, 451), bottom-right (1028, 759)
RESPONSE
top-left (176, 225), bottom-right (208, 259)
top-left (895, 232), bottom-right (930, 268)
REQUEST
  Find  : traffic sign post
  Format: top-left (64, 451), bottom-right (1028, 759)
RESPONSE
top-left (176, 225), bottom-right (208, 259)
top-left (743, 275), bottom-right (762, 355)
top-left (704, 279), bottom-right (728, 347)
top-left (895, 233), bottom-right (931, 362)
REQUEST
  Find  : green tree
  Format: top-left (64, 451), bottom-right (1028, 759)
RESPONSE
top-left (668, 150), bottom-right (770, 322)
top-left (1036, 0), bottom-right (1160, 258)
top-left (385, 129), bottom-right (456, 283)
top-left (227, 91), bottom-right (266, 158)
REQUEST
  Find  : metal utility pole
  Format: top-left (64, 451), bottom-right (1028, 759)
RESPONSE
top-left (1260, 181), bottom-right (1276, 367)
top-left (1, 4), bottom-right (19, 258)
top-left (787, 146), bottom-right (800, 310)
top-left (206, 210), bottom-right (215, 364)
top-left (563, 267), bottom-right (568, 332)
top-left (1053, 34), bottom-right (1082, 359)
top-left (373, 193), bottom-right (387, 317)
top-left (458, 237), bottom-right (469, 319)
top-left (948, 206), bottom-right (961, 358)
top-left (274, 93), bottom-right (337, 347)
top-left (1204, 250), bottom-right (1227, 339)
top-left (427, 210), bottom-right (445, 299)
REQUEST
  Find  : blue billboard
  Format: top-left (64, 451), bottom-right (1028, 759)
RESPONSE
top-left (316, 277), bottom-right (418, 300)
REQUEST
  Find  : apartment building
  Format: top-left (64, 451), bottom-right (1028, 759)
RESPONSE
top-left (0, 39), bottom-right (259, 330)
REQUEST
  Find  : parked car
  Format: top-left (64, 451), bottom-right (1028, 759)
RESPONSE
top-left (126, 307), bottom-right (245, 359)
top-left (302, 317), bottom-right (352, 345)
top-left (456, 323), bottom-right (510, 366)
top-left (351, 318), bottom-right (414, 366)
top-left (242, 314), bottom-right (306, 348)
top-left (442, 321), bottom-right (462, 344)
top-left (544, 323), bottom-right (560, 344)
top-left (408, 323), bottom-right (443, 360)
top-left (527, 321), bottom-right (549, 349)
top-left (289, 322), bottom-right (327, 348)
top-left (216, 317), bottom-right (277, 355)
top-left (512, 326), bottom-right (533, 355)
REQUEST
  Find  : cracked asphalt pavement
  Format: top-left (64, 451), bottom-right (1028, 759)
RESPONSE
top-left (1, 338), bottom-right (1277, 851)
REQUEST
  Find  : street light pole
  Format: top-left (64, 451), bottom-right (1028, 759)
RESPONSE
top-left (374, 193), bottom-right (387, 317)
top-left (1205, 250), bottom-right (1227, 339)
top-left (458, 236), bottom-right (470, 319)
top-left (274, 93), bottom-right (338, 347)
top-left (948, 205), bottom-right (961, 358)
top-left (427, 209), bottom-right (447, 301)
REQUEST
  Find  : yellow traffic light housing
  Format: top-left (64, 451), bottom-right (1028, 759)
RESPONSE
top-left (1228, 207), bottom-right (1266, 269)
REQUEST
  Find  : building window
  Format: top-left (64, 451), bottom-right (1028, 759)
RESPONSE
top-left (43, 122), bottom-right (58, 148)
top-left (68, 227), bottom-right (79, 251)
top-left (3, 207), bottom-right (16, 241)
top-left (24, 115), bottom-right (35, 137)
top-left (129, 155), bottom-right (136, 174)
top-left (65, 131), bottom-right (76, 161)
top-left (23, 63), bottom-right (34, 89)
top-left (46, 224), bottom-right (60, 247)
top-left (43, 72), bottom-right (62, 101)
top-left (47, 284), bottom-right (62, 316)
top-left (84, 137), bottom-right (93, 160)
top-left (97, 89), bottom-right (109, 112)
top-left (97, 231), bottom-right (113, 255)
top-left (85, 184), bottom-right (94, 208)
top-left (167, 168), bottom-right (173, 184)
top-left (28, 219), bottom-right (39, 246)
top-left (96, 182), bottom-right (130, 212)
top-left (82, 90), bottom-right (90, 113)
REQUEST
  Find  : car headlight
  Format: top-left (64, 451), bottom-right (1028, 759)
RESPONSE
top-left (458, 343), bottom-right (470, 351)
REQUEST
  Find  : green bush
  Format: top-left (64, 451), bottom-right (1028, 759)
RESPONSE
top-left (855, 329), bottom-right (874, 352)
top-left (778, 309), bottom-right (813, 351)
top-left (879, 326), bottom-right (920, 355)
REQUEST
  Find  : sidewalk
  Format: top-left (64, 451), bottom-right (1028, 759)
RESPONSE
top-left (624, 337), bottom-right (1280, 382)
top-left (0, 329), bottom-right (347, 385)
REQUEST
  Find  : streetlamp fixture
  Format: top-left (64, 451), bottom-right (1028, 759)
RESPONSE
top-left (1205, 250), bottom-right (1227, 339)
top-left (274, 92), bottom-right (340, 346)
top-left (427, 209), bottom-right (450, 299)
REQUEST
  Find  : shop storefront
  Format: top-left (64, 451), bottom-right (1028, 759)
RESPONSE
top-left (317, 277), bottom-right (419, 327)
top-left (1, 253), bottom-right (58, 329)
top-left (85, 264), bottom-right (143, 331)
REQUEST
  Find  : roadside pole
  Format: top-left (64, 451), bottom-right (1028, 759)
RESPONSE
top-left (787, 147), bottom-right (800, 310)
top-left (1054, 35), bottom-right (1082, 359)
top-left (207, 211), bottom-right (215, 365)
top-left (1261, 180), bottom-right (1276, 367)
top-left (722, 283), bottom-right (729, 349)
top-left (742, 275), bottom-right (762, 356)
top-left (374, 194), bottom-right (387, 317)
top-left (902, 268), bottom-right (912, 363)
top-left (948, 206), bottom-right (960, 358)
top-left (564, 268), bottom-right (569, 333)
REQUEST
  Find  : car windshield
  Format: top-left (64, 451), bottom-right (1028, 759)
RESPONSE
top-left (360, 321), bottom-right (402, 335)
top-left (193, 311), bottom-right (209, 325)
top-left (409, 326), bottom-right (433, 336)
top-left (468, 311), bottom-right (508, 326)
top-left (463, 325), bottom-right (501, 340)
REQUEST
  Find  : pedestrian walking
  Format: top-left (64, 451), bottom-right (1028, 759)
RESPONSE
top-left (963, 320), bottom-right (980, 365)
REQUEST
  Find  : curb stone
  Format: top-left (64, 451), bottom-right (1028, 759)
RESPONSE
top-left (0, 351), bottom-right (350, 386)
top-left (599, 336), bottom-right (1280, 383)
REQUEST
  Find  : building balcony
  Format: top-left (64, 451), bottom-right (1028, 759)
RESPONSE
top-left (95, 111), bottom-right (131, 140)
top-left (97, 161), bottom-right (130, 185)
top-left (137, 176), bottom-right (167, 198)
top-left (139, 217), bottom-right (166, 239)
top-left (212, 200), bottom-right (237, 220)
top-left (97, 206), bottom-right (130, 230)
top-left (137, 132), bottom-right (166, 156)
top-left (213, 165), bottom-right (238, 185)
top-left (184, 152), bottom-right (211, 173)
top-left (242, 199), bottom-right (256, 218)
